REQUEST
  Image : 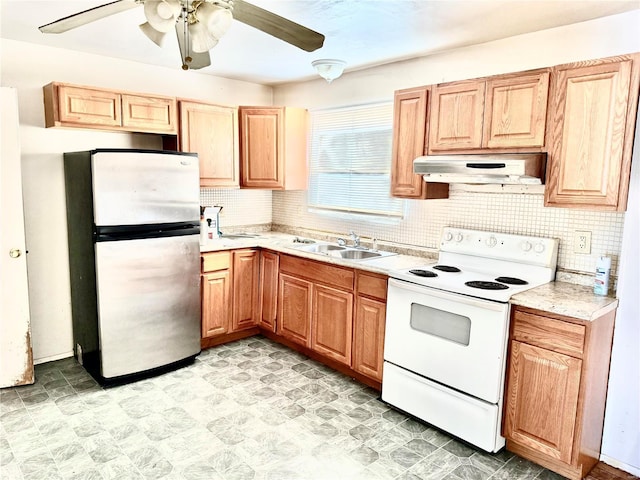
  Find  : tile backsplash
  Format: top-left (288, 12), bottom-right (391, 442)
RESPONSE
top-left (201, 186), bottom-right (625, 286)
top-left (200, 188), bottom-right (272, 231)
top-left (271, 188), bottom-right (625, 283)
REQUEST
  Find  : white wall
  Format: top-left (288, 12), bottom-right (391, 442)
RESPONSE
top-left (273, 10), bottom-right (640, 474)
top-left (1, 39), bottom-right (273, 364)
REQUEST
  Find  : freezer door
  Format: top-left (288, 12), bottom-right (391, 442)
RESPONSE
top-left (95, 233), bottom-right (200, 378)
top-left (91, 150), bottom-right (199, 226)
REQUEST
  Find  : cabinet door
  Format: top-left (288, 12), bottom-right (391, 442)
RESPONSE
top-left (391, 87), bottom-right (448, 199)
top-left (122, 94), bottom-right (177, 134)
top-left (201, 270), bottom-right (231, 338)
top-left (179, 101), bottom-right (239, 188)
top-left (353, 296), bottom-right (386, 381)
top-left (277, 273), bottom-right (312, 347)
top-left (57, 85), bottom-right (121, 127)
top-left (239, 107), bottom-right (284, 189)
top-left (545, 58), bottom-right (635, 210)
top-left (311, 284), bottom-right (353, 365)
top-left (429, 81), bottom-right (485, 151)
top-left (259, 251), bottom-right (279, 332)
top-left (484, 72), bottom-right (549, 148)
top-left (231, 249), bottom-right (260, 332)
top-left (504, 340), bottom-right (582, 463)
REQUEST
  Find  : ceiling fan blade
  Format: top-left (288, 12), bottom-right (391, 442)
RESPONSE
top-left (232, 0), bottom-right (324, 52)
top-left (39, 0), bottom-right (140, 34)
top-left (175, 21), bottom-right (212, 70)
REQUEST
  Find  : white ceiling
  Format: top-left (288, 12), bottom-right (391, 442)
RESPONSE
top-left (1, 0), bottom-right (639, 85)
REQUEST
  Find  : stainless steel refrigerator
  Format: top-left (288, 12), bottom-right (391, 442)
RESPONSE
top-left (64, 149), bottom-right (201, 384)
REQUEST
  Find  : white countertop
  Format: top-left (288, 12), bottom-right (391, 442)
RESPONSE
top-left (201, 232), bottom-right (618, 321)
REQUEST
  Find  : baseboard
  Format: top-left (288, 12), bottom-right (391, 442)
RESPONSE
top-left (34, 351), bottom-right (74, 365)
top-left (599, 454), bottom-right (640, 477)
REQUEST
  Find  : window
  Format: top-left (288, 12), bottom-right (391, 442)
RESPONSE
top-left (308, 102), bottom-right (404, 218)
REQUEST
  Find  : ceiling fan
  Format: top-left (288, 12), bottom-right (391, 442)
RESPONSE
top-left (39, 0), bottom-right (325, 70)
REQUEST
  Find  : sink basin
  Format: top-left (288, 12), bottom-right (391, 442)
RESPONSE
top-left (295, 242), bottom-right (397, 261)
top-left (338, 250), bottom-right (382, 260)
top-left (299, 244), bottom-right (346, 253)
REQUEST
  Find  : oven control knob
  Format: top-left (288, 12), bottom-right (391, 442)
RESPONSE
top-left (444, 232), bottom-right (453, 242)
top-left (455, 233), bottom-right (464, 243)
top-left (534, 243), bottom-right (545, 253)
top-left (522, 241), bottom-right (532, 252)
top-left (485, 236), bottom-right (497, 247)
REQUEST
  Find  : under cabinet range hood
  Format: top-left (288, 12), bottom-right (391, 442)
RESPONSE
top-left (414, 153), bottom-right (546, 185)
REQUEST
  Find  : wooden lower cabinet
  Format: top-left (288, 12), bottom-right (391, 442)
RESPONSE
top-left (352, 271), bottom-right (387, 382)
top-left (258, 251), bottom-right (279, 332)
top-left (277, 273), bottom-right (312, 347)
top-left (503, 306), bottom-right (616, 480)
top-left (311, 284), bottom-right (353, 365)
top-left (353, 296), bottom-right (386, 382)
top-left (201, 252), bottom-right (231, 339)
top-left (231, 249), bottom-right (260, 331)
top-left (201, 270), bottom-right (231, 338)
top-left (201, 249), bottom-right (260, 348)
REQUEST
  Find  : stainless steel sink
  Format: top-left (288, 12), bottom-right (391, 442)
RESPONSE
top-left (295, 242), bottom-right (396, 261)
top-left (300, 244), bottom-right (346, 253)
top-left (338, 249), bottom-right (382, 260)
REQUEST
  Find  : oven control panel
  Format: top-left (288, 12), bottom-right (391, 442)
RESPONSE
top-left (440, 227), bottom-right (559, 267)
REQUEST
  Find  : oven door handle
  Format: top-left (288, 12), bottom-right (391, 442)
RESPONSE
top-left (388, 278), bottom-right (508, 312)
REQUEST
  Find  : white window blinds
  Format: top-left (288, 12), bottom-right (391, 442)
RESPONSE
top-left (308, 102), bottom-right (404, 218)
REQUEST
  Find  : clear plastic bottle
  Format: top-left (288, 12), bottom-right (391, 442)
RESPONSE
top-left (594, 256), bottom-right (611, 296)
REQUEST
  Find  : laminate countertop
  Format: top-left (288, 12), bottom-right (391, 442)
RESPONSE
top-left (200, 232), bottom-right (618, 322)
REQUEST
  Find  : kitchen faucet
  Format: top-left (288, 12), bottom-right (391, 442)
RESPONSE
top-left (349, 230), bottom-right (361, 248)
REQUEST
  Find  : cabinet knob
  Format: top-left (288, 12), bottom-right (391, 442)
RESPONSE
top-left (9, 248), bottom-right (22, 258)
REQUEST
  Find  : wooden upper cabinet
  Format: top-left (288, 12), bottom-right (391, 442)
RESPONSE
top-left (121, 94), bottom-right (177, 134)
top-left (43, 82), bottom-right (177, 134)
top-left (390, 87), bottom-right (448, 199)
top-left (428, 71), bottom-right (550, 153)
top-left (239, 106), bottom-right (308, 190)
top-left (429, 80), bottom-right (485, 151)
top-left (47, 84), bottom-right (121, 128)
top-left (545, 55), bottom-right (639, 211)
top-left (484, 72), bottom-right (549, 149)
top-left (179, 101), bottom-right (239, 188)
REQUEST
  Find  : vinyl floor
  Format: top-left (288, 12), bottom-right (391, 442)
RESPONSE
top-left (0, 336), bottom-right (628, 480)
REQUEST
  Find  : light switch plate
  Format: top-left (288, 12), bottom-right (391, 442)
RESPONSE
top-left (574, 231), bottom-right (592, 254)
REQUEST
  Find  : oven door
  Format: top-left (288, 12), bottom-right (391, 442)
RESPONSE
top-left (384, 278), bottom-right (510, 404)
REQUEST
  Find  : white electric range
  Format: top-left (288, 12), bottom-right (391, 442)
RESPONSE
top-left (382, 227), bottom-right (559, 452)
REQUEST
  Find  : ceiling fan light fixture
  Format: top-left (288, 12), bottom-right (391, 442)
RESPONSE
top-left (189, 20), bottom-right (219, 53)
top-left (312, 59), bottom-right (346, 83)
top-left (196, 3), bottom-right (233, 40)
top-left (144, 0), bottom-right (182, 33)
top-left (139, 22), bottom-right (168, 47)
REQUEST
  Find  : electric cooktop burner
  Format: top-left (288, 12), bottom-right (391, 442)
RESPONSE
top-left (409, 269), bottom-right (438, 278)
top-left (494, 276), bottom-right (528, 285)
top-left (433, 265), bottom-right (461, 273)
top-left (465, 280), bottom-right (509, 290)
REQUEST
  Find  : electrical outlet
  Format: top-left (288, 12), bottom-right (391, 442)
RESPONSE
top-left (574, 231), bottom-right (592, 254)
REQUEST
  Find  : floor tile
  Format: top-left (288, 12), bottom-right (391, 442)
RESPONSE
top-left (1, 336), bottom-right (578, 480)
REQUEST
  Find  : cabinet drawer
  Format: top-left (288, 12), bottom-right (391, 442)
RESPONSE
top-left (356, 272), bottom-right (388, 301)
top-left (512, 310), bottom-right (585, 358)
top-left (280, 254), bottom-right (354, 291)
top-left (201, 251), bottom-right (230, 273)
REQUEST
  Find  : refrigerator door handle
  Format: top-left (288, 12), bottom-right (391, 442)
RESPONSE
top-left (95, 222), bottom-right (200, 242)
